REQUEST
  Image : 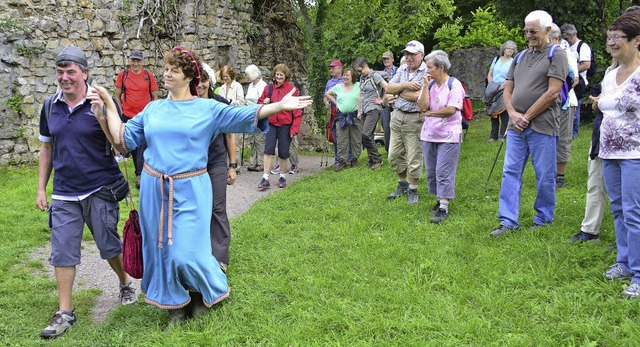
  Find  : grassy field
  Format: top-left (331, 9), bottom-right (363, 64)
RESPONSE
top-left (1, 116), bottom-right (638, 346)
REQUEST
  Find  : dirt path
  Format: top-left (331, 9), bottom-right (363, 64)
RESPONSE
top-left (30, 156), bottom-right (327, 323)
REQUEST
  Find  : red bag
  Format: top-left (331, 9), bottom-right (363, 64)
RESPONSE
top-left (325, 106), bottom-right (337, 143)
top-left (122, 209), bottom-right (143, 279)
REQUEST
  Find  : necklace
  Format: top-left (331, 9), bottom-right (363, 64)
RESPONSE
top-left (167, 94), bottom-right (198, 101)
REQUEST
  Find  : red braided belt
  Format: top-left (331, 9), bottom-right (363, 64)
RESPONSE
top-left (143, 163), bottom-right (207, 248)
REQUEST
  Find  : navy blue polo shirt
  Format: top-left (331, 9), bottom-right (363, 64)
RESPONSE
top-left (39, 90), bottom-right (123, 196)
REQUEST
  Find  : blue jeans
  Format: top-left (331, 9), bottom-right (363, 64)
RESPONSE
top-left (498, 129), bottom-right (557, 229)
top-left (602, 159), bottom-right (640, 283)
top-left (572, 102), bottom-right (581, 139)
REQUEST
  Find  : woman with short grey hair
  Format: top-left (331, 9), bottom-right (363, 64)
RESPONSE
top-left (418, 50), bottom-right (465, 224)
top-left (244, 64), bottom-right (268, 172)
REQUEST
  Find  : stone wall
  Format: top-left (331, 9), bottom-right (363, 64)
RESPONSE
top-left (449, 47), bottom-right (501, 100)
top-left (0, 0), bottom-right (311, 165)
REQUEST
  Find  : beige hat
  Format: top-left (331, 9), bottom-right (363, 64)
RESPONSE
top-left (382, 51), bottom-right (394, 60)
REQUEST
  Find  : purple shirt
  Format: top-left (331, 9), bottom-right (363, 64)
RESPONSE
top-left (325, 77), bottom-right (343, 107)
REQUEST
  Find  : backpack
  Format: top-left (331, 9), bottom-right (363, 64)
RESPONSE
top-left (577, 40), bottom-right (597, 77)
top-left (428, 77), bottom-right (473, 121)
top-left (514, 44), bottom-right (571, 105)
top-left (121, 68), bottom-right (153, 101)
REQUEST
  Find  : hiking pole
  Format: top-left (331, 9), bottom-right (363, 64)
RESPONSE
top-left (240, 134), bottom-right (245, 167)
top-left (485, 130), bottom-right (507, 187)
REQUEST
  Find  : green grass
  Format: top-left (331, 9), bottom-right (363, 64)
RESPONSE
top-left (1, 116), bottom-right (638, 346)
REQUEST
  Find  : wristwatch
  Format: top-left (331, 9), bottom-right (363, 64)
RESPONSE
top-left (228, 162), bottom-right (238, 169)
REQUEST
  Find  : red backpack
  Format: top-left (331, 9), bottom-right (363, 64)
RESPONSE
top-left (428, 76), bottom-right (473, 121)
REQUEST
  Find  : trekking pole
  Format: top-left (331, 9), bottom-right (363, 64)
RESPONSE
top-left (485, 130), bottom-right (507, 187)
top-left (240, 134), bottom-right (245, 167)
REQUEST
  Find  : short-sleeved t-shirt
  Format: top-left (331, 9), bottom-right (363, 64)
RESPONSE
top-left (419, 78), bottom-right (464, 143)
top-left (359, 71), bottom-right (385, 114)
top-left (324, 77), bottom-right (343, 107)
top-left (506, 43), bottom-right (568, 136)
top-left (598, 66), bottom-right (640, 159)
top-left (39, 90), bottom-right (123, 197)
top-left (331, 82), bottom-right (360, 113)
top-left (490, 57), bottom-right (514, 84)
top-left (115, 68), bottom-right (159, 118)
top-left (569, 40), bottom-right (592, 85)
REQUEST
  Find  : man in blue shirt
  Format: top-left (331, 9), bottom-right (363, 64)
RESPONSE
top-left (324, 60), bottom-right (344, 164)
top-left (36, 46), bottom-right (136, 339)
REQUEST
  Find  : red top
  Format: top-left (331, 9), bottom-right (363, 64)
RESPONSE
top-left (115, 69), bottom-right (159, 118)
top-left (258, 81), bottom-right (302, 135)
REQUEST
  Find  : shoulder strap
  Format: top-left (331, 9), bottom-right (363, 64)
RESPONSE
top-left (369, 72), bottom-right (382, 98)
top-left (515, 49), bottom-right (527, 65)
top-left (447, 76), bottom-right (455, 90)
top-left (493, 56), bottom-right (499, 65)
top-left (428, 80), bottom-right (435, 90)
top-left (576, 40), bottom-right (584, 57)
top-left (268, 83), bottom-right (273, 99)
top-left (44, 96), bottom-right (54, 121)
top-left (121, 68), bottom-right (129, 101)
top-left (547, 44), bottom-right (559, 61)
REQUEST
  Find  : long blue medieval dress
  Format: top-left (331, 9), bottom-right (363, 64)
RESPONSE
top-left (121, 98), bottom-right (267, 308)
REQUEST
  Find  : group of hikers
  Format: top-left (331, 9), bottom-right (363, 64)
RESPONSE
top-left (33, 5), bottom-right (640, 340)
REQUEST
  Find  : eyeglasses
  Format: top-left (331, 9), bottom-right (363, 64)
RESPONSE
top-left (355, 68), bottom-right (363, 72)
top-left (607, 35), bottom-right (628, 43)
top-left (521, 29), bottom-right (540, 35)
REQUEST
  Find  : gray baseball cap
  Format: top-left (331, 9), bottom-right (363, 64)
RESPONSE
top-left (129, 50), bottom-right (144, 60)
top-left (55, 46), bottom-right (88, 67)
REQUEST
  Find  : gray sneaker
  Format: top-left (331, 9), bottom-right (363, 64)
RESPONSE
top-left (429, 202), bottom-right (440, 216)
top-left (407, 188), bottom-right (419, 204)
top-left (604, 263), bottom-right (634, 281)
top-left (119, 281), bottom-right (137, 305)
top-left (621, 283), bottom-right (640, 298)
top-left (40, 310), bottom-right (77, 339)
top-left (388, 181), bottom-right (409, 199)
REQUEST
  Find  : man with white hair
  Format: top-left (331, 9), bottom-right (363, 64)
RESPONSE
top-left (490, 10), bottom-right (568, 237)
top-left (385, 40), bottom-right (427, 204)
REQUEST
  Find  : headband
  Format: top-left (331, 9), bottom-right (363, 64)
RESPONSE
top-left (172, 46), bottom-right (201, 96)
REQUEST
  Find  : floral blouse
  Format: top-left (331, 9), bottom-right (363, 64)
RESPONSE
top-left (599, 66), bottom-right (640, 159)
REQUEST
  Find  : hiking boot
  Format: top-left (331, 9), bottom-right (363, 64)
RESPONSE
top-left (556, 176), bottom-right (566, 188)
top-left (335, 160), bottom-right (347, 172)
top-left (40, 310), bottom-right (77, 339)
top-left (370, 161), bottom-right (383, 170)
top-left (166, 308), bottom-right (188, 331)
top-left (568, 231), bottom-right (600, 243)
top-left (387, 181), bottom-right (409, 199)
top-left (350, 158), bottom-right (358, 168)
top-left (135, 175), bottom-right (141, 189)
top-left (430, 208), bottom-right (449, 224)
top-left (621, 283), bottom-right (640, 298)
top-left (278, 176), bottom-right (287, 188)
top-left (407, 188), bottom-right (419, 204)
top-left (119, 281), bottom-right (137, 305)
top-left (189, 292), bottom-right (210, 317)
top-left (490, 224), bottom-right (514, 237)
top-left (288, 165), bottom-right (299, 174)
top-left (270, 165), bottom-right (281, 175)
top-left (604, 263), bottom-right (633, 281)
top-left (257, 178), bottom-right (270, 191)
top-left (247, 165), bottom-right (260, 172)
top-left (429, 202), bottom-right (440, 216)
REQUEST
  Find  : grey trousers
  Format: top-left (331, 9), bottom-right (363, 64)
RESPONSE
top-left (362, 109), bottom-right (382, 164)
top-left (208, 165), bottom-right (230, 265)
top-left (247, 132), bottom-right (265, 167)
top-left (337, 117), bottom-right (362, 162)
top-left (422, 141), bottom-right (461, 199)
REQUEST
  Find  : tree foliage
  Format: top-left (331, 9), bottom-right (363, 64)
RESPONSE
top-left (433, 6), bottom-right (525, 52)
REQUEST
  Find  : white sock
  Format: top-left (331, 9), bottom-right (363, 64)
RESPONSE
top-left (440, 200), bottom-right (449, 213)
top-left (263, 173), bottom-right (269, 180)
top-left (409, 184), bottom-right (418, 190)
top-left (280, 173), bottom-right (286, 179)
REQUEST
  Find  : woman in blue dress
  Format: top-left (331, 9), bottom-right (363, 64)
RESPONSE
top-left (90, 47), bottom-right (311, 324)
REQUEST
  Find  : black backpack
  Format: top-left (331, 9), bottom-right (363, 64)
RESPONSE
top-left (577, 41), bottom-right (597, 77)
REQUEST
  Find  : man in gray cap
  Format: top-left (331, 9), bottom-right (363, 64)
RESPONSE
top-left (36, 46), bottom-right (136, 339)
top-left (380, 51), bottom-right (398, 153)
top-left (384, 40), bottom-right (427, 204)
top-left (115, 50), bottom-right (159, 188)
